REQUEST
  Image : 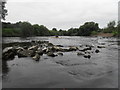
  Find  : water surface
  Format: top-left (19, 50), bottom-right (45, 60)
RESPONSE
top-left (2, 36), bottom-right (118, 88)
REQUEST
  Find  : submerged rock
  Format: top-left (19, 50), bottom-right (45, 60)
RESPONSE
top-left (47, 52), bottom-right (58, 57)
top-left (95, 49), bottom-right (100, 53)
top-left (57, 52), bottom-right (64, 56)
top-left (84, 54), bottom-right (91, 59)
top-left (77, 52), bottom-right (85, 56)
top-left (97, 45), bottom-right (105, 48)
top-left (79, 47), bottom-right (92, 52)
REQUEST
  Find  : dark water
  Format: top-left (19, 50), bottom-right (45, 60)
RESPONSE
top-left (2, 36), bottom-right (119, 88)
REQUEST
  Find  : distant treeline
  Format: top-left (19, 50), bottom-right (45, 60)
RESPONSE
top-left (2, 21), bottom-right (119, 37)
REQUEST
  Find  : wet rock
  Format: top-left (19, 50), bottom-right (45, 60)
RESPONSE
top-left (3, 47), bottom-right (14, 54)
top-left (3, 52), bottom-right (15, 60)
top-left (77, 52), bottom-right (85, 56)
top-left (48, 43), bottom-right (54, 46)
top-left (84, 54), bottom-right (91, 59)
top-left (2, 47), bottom-right (16, 60)
top-left (97, 45), bottom-right (105, 48)
top-left (85, 51), bottom-right (91, 54)
top-left (36, 47), bottom-right (44, 55)
top-left (23, 46), bottom-right (28, 49)
top-left (57, 52), bottom-right (64, 56)
top-left (80, 47), bottom-right (92, 52)
top-left (17, 50), bottom-right (28, 58)
top-left (47, 52), bottom-right (58, 57)
top-left (32, 53), bottom-right (41, 61)
top-left (49, 46), bottom-right (62, 52)
top-left (95, 49), bottom-right (100, 53)
top-left (16, 47), bottom-right (24, 51)
top-left (69, 46), bottom-right (78, 51)
top-left (28, 45), bottom-right (38, 51)
top-left (56, 45), bottom-right (64, 47)
top-left (42, 47), bottom-right (48, 53)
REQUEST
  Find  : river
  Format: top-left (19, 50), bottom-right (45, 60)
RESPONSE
top-left (1, 36), bottom-right (119, 88)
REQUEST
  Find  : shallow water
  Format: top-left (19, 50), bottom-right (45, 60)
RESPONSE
top-left (2, 36), bottom-right (119, 88)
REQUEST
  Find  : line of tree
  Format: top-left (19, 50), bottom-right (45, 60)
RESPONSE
top-left (2, 21), bottom-right (119, 37)
top-left (1, 1), bottom-right (119, 37)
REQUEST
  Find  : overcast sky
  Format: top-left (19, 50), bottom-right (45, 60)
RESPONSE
top-left (5, 0), bottom-right (119, 30)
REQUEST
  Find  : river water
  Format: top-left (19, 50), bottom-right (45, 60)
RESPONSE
top-left (2, 36), bottom-right (119, 88)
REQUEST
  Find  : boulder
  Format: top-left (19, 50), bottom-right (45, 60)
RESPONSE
top-left (16, 47), bottom-right (24, 51)
top-left (32, 53), bottom-right (41, 61)
top-left (17, 49), bottom-right (35, 58)
top-left (57, 52), bottom-right (63, 56)
top-left (47, 52), bottom-right (58, 57)
top-left (97, 45), bottom-right (105, 48)
top-left (69, 46), bottom-right (78, 51)
top-left (56, 45), bottom-right (64, 47)
top-left (48, 43), bottom-right (54, 46)
top-left (28, 45), bottom-right (38, 51)
top-left (17, 50), bottom-right (28, 58)
top-left (79, 47), bottom-right (92, 52)
top-left (95, 49), bottom-right (100, 53)
top-left (2, 52), bottom-right (15, 60)
top-left (2, 47), bottom-right (16, 60)
top-left (77, 52), bottom-right (85, 56)
top-left (36, 49), bottom-right (44, 55)
top-left (84, 54), bottom-right (91, 59)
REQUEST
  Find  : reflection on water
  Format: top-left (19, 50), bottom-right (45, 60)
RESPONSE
top-left (2, 61), bottom-right (9, 80)
top-left (2, 36), bottom-right (118, 88)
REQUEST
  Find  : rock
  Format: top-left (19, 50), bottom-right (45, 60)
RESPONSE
top-left (36, 49), bottom-right (44, 55)
top-left (77, 52), bottom-right (85, 56)
top-left (2, 52), bottom-right (15, 60)
top-left (69, 46), bottom-right (78, 51)
top-left (3, 47), bottom-right (14, 54)
top-left (56, 45), bottom-right (64, 47)
top-left (57, 52), bottom-right (63, 56)
top-left (84, 54), bottom-right (91, 59)
top-left (48, 43), bottom-right (54, 46)
top-left (28, 45), bottom-right (38, 51)
top-left (49, 46), bottom-right (62, 52)
top-left (17, 49), bottom-right (34, 58)
top-left (16, 47), bottom-right (24, 51)
top-left (2, 47), bottom-right (16, 60)
top-left (95, 49), bottom-right (100, 53)
top-left (32, 53), bottom-right (41, 61)
top-left (97, 45), bottom-right (105, 48)
top-left (23, 46), bottom-right (28, 49)
top-left (80, 47), bottom-right (92, 52)
top-left (47, 52), bottom-right (57, 57)
top-left (42, 47), bottom-right (48, 53)
top-left (17, 50), bottom-right (28, 58)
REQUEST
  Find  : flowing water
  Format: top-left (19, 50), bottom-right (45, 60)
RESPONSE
top-left (1, 36), bottom-right (119, 88)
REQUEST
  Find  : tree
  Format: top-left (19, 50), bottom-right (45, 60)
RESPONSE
top-left (52, 28), bottom-right (57, 31)
top-left (78, 22), bottom-right (99, 36)
top-left (20, 22), bottom-right (33, 37)
top-left (107, 21), bottom-right (116, 28)
top-left (0, 0), bottom-right (8, 20)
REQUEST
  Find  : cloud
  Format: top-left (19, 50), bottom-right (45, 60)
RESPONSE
top-left (6, 0), bottom-right (118, 29)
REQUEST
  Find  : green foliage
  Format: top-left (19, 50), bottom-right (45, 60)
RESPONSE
top-left (91, 31), bottom-right (98, 35)
top-left (2, 21), bottom-right (119, 37)
top-left (78, 22), bottom-right (99, 36)
top-left (20, 22), bottom-right (33, 37)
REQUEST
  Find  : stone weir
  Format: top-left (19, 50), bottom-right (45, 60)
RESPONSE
top-left (2, 40), bottom-right (105, 61)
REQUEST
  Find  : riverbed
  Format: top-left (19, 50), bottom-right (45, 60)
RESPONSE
top-left (2, 36), bottom-right (119, 88)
